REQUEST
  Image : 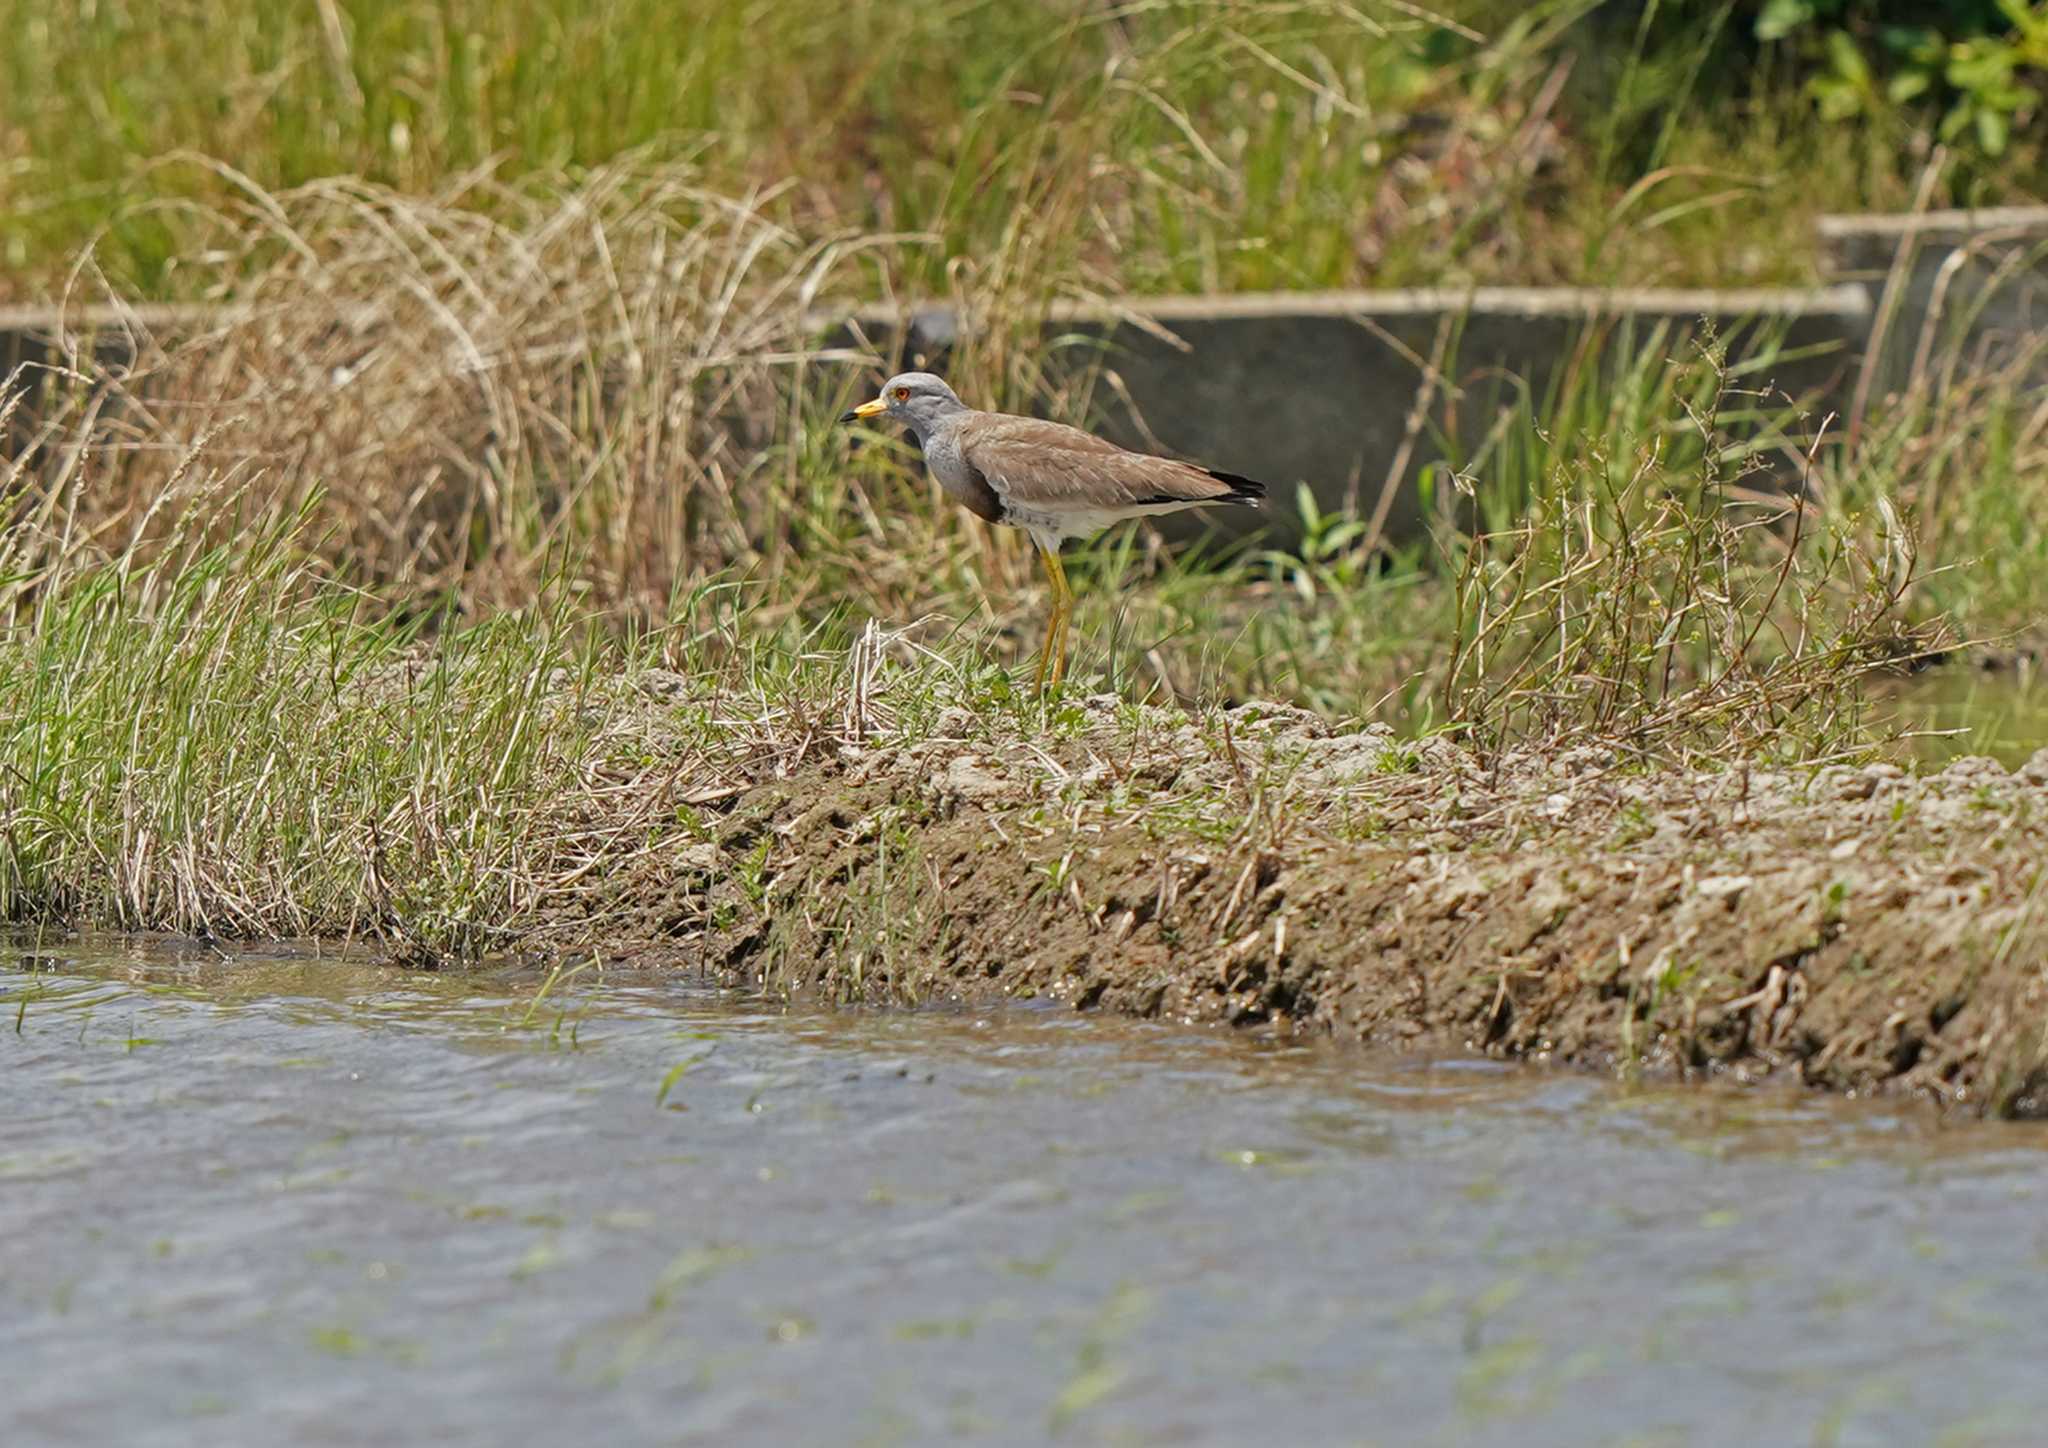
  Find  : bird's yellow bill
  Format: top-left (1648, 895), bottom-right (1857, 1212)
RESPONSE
top-left (839, 397), bottom-right (888, 423)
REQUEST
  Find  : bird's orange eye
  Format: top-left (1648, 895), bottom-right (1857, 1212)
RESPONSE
top-left (893, 386), bottom-right (910, 402)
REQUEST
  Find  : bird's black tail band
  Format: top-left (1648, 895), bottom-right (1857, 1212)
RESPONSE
top-left (1207, 469), bottom-right (1266, 505)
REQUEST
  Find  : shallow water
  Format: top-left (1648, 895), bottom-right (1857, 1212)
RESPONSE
top-left (1884, 664), bottom-right (2048, 766)
top-left (6, 940), bottom-right (2048, 1447)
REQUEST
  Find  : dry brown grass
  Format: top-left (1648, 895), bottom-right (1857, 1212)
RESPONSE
top-left (0, 158), bottom-right (2023, 791)
top-left (6, 159), bottom-right (1159, 642)
top-left (16, 166), bottom-right (877, 616)
top-left (1441, 375), bottom-right (1945, 766)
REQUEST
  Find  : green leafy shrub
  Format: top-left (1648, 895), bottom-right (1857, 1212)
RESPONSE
top-left (1764, 0), bottom-right (2048, 153)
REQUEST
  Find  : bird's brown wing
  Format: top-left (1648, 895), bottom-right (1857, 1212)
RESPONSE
top-left (955, 412), bottom-right (1246, 513)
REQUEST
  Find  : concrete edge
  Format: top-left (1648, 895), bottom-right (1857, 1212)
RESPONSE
top-left (1042, 285), bottom-right (1873, 322)
top-left (837, 285), bottom-right (1872, 339)
top-left (1817, 205), bottom-right (2048, 240)
top-left (2, 205), bottom-right (2034, 349)
top-left (0, 303), bottom-right (219, 334)
top-left (4, 289), bottom-right (1874, 375)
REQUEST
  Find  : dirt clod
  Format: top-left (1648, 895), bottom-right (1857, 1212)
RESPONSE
top-left (571, 690), bottom-right (2048, 1116)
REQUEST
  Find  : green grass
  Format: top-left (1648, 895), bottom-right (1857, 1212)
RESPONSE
top-left (0, 510), bottom-right (645, 957)
top-left (0, 78), bottom-right (2040, 960)
top-left (4, 0), bottom-right (2037, 300)
top-left (0, 236), bottom-right (1986, 962)
top-left (1, 153), bottom-right (2002, 729)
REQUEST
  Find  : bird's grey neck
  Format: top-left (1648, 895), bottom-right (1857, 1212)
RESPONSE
top-left (905, 400), bottom-right (966, 446)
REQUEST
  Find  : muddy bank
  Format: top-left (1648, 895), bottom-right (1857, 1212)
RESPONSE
top-left (566, 685), bottom-right (2048, 1116)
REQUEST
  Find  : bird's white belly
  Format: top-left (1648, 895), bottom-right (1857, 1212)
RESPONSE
top-left (1004, 501), bottom-right (1193, 545)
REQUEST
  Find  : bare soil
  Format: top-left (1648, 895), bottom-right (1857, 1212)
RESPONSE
top-left (580, 688), bottom-right (2048, 1116)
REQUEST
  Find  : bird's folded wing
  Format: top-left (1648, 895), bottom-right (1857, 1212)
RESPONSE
top-left (957, 414), bottom-right (1235, 511)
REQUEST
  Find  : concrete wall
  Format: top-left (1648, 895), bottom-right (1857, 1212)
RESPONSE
top-left (1817, 207), bottom-right (2048, 396)
top-left (853, 288), bottom-right (1869, 542)
top-left (7, 207), bottom-right (2045, 547)
top-left (0, 304), bottom-right (205, 460)
top-left (0, 303), bottom-right (206, 377)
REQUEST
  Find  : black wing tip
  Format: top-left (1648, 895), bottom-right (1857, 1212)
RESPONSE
top-left (1128, 468), bottom-right (1269, 510)
top-left (1206, 469), bottom-right (1267, 505)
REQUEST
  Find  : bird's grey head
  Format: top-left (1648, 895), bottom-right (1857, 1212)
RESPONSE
top-left (839, 371), bottom-right (965, 441)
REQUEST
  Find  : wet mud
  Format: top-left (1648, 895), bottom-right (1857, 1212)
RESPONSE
top-left (584, 695), bottom-right (2048, 1116)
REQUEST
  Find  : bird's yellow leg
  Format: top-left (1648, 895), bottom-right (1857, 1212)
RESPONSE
top-left (1031, 540), bottom-right (1076, 695)
top-left (1031, 541), bottom-right (1060, 694)
top-left (1045, 545), bottom-right (1074, 692)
